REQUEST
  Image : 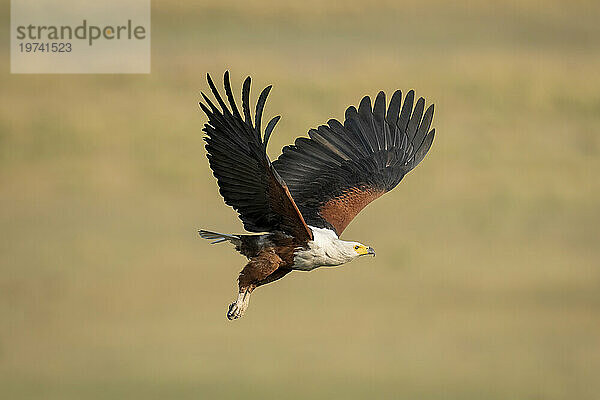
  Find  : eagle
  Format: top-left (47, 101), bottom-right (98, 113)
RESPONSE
top-left (198, 72), bottom-right (435, 320)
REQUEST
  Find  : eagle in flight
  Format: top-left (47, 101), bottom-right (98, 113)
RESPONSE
top-left (198, 72), bottom-right (435, 320)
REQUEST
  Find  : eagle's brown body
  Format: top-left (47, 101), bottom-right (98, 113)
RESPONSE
top-left (198, 231), bottom-right (300, 319)
top-left (234, 233), bottom-right (296, 291)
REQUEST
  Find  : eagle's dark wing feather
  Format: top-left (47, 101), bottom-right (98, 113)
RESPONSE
top-left (200, 72), bottom-right (312, 242)
top-left (272, 90), bottom-right (435, 235)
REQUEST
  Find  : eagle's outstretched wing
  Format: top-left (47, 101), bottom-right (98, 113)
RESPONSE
top-left (272, 90), bottom-right (435, 235)
top-left (200, 72), bottom-right (312, 242)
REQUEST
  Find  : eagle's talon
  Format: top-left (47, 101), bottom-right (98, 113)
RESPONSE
top-left (227, 302), bottom-right (238, 320)
top-left (227, 292), bottom-right (250, 320)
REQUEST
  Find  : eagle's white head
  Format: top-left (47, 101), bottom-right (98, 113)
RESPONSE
top-left (339, 240), bottom-right (376, 259)
top-left (293, 226), bottom-right (376, 270)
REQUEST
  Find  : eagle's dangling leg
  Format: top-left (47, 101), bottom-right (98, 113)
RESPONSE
top-left (227, 290), bottom-right (252, 320)
top-left (227, 249), bottom-right (283, 320)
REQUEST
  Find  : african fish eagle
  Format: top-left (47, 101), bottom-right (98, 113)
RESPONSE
top-left (198, 72), bottom-right (435, 320)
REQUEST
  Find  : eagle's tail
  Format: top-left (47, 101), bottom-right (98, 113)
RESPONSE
top-left (198, 230), bottom-right (242, 245)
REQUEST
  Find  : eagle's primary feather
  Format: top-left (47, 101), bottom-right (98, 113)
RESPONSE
top-left (199, 72), bottom-right (435, 320)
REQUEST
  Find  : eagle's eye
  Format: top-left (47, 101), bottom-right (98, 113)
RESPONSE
top-left (354, 245), bottom-right (360, 250)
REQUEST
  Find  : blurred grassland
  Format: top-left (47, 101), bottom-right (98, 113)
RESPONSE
top-left (1, 0), bottom-right (600, 399)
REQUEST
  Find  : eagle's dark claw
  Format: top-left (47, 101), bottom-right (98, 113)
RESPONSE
top-left (227, 291), bottom-right (251, 320)
top-left (227, 302), bottom-right (239, 320)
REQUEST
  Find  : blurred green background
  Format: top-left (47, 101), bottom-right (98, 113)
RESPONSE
top-left (1, 0), bottom-right (599, 399)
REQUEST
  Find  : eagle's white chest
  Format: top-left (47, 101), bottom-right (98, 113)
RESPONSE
top-left (292, 226), bottom-right (355, 271)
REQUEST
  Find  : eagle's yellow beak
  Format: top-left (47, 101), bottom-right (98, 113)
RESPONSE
top-left (355, 245), bottom-right (376, 257)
